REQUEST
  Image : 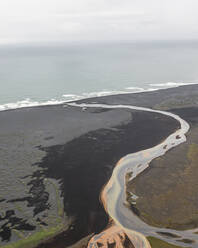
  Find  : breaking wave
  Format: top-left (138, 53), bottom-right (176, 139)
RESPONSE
top-left (0, 82), bottom-right (197, 112)
top-left (149, 81), bottom-right (197, 87)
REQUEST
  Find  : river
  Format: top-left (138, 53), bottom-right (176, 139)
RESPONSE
top-left (69, 102), bottom-right (198, 248)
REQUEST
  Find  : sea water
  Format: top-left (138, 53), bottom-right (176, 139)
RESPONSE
top-left (0, 41), bottom-right (198, 110)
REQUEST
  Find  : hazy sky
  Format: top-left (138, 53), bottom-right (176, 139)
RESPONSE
top-left (0, 0), bottom-right (198, 44)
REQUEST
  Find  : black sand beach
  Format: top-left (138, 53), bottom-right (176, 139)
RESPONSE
top-left (79, 84), bottom-right (198, 110)
top-left (1, 84), bottom-right (198, 248)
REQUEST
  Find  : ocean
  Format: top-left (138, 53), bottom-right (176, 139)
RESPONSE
top-left (0, 41), bottom-right (198, 111)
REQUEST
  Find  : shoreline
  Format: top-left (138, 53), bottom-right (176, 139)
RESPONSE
top-left (0, 83), bottom-right (197, 113)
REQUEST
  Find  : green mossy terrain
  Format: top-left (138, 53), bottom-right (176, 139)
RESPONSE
top-left (1, 223), bottom-right (66, 248)
top-left (127, 124), bottom-right (198, 230)
top-left (154, 95), bottom-right (198, 110)
top-left (0, 178), bottom-right (66, 248)
top-left (148, 236), bottom-right (188, 248)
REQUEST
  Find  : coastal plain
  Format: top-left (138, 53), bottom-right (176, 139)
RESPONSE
top-left (1, 84), bottom-right (198, 248)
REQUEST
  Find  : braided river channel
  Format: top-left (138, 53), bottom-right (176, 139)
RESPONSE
top-left (69, 102), bottom-right (198, 248)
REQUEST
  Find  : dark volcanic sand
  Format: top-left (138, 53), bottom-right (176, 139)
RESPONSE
top-left (30, 84), bottom-right (198, 247)
top-left (6, 83), bottom-right (198, 247)
top-left (0, 103), bottom-right (179, 248)
top-left (0, 105), bottom-right (133, 244)
top-left (35, 109), bottom-right (179, 248)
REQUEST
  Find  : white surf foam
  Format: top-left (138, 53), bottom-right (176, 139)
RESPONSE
top-left (0, 98), bottom-right (66, 112)
top-left (62, 94), bottom-right (77, 98)
top-left (149, 81), bottom-right (198, 87)
top-left (125, 87), bottom-right (145, 92)
top-left (0, 82), bottom-right (197, 112)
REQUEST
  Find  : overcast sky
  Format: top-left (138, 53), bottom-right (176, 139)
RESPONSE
top-left (0, 0), bottom-right (198, 44)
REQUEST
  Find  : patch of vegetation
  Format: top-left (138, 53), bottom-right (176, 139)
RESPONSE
top-left (47, 179), bottom-right (64, 218)
top-left (1, 222), bottom-right (66, 248)
top-left (154, 96), bottom-right (198, 110)
top-left (147, 236), bottom-right (189, 248)
top-left (2, 179), bottom-right (67, 248)
top-left (187, 143), bottom-right (198, 161)
top-left (126, 138), bottom-right (198, 230)
top-left (12, 229), bottom-right (25, 239)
